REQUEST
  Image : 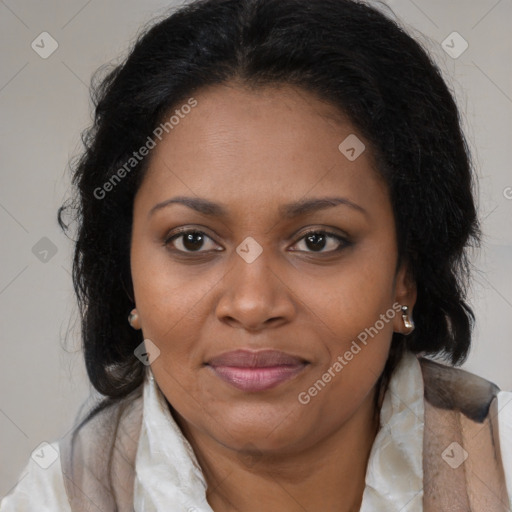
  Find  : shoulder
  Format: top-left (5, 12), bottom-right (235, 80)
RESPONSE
top-left (0, 441), bottom-right (71, 512)
top-left (417, 357), bottom-right (512, 507)
top-left (0, 388), bottom-right (145, 512)
top-left (418, 356), bottom-right (500, 422)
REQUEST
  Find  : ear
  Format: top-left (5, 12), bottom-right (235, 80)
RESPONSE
top-left (392, 261), bottom-right (417, 335)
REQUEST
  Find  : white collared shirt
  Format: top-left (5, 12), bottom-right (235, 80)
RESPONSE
top-left (2, 351), bottom-right (512, 511)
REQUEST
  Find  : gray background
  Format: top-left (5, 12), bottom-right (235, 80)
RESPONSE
top-left (1, 0), bottom-right (511, 498)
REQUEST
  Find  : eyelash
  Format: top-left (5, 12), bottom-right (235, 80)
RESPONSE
top-left (163, 228), bottom-right (351, 255)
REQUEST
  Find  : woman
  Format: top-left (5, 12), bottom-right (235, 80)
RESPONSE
top-left (2, 0), bottom-right (511, 510)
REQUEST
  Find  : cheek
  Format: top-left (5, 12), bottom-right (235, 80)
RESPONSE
top-left (295, 243), bottom-right (398, 343)
top-left (130, 229), bottom-right (215, 340)
top-left (292, 241), bottom-right (397, 402)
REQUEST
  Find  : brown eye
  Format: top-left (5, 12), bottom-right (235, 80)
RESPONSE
top-left (291, 230), bottom-right (350, 253)
top-left (165, 229), bottom-right (221, 253)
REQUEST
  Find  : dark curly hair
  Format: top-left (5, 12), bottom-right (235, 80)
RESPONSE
top-left (59, 0), bottom-right (480, 424)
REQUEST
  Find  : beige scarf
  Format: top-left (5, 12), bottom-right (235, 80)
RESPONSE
top-left (59, 357), bottom-right (509, 511)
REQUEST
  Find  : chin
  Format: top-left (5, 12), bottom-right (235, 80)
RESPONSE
top-left (209, 403), bottom-right (308, 451)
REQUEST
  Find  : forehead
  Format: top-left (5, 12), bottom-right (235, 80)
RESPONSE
top-left (135, 82), bottom-right (388, 218)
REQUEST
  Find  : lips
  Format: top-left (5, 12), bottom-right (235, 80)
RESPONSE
top-left (208, 349), bottom-right (307, 367)
top-left (206, 349), bottom-right (309, 392)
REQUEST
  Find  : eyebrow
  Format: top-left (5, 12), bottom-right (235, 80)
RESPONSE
top-left (148, 195), bottom-right (367, 219)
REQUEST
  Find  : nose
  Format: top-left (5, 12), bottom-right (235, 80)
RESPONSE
top-left (214, 245), bottom-right (296, 332)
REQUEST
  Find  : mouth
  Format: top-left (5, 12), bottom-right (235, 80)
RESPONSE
top-left (206, 349), bottom-right (309, 392)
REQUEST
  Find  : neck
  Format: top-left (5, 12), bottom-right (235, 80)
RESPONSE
top-left (172, 388), bottom-right (380, 512)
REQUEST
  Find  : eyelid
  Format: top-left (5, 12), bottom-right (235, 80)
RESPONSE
top-left (293, 227), bottom-right (351, 243)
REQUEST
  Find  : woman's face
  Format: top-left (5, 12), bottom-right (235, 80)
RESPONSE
top-left (130, 82), bottom-right (415, 455)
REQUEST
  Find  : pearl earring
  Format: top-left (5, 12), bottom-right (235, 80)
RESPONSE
top-left (128, 308), bottom-right (141, 330)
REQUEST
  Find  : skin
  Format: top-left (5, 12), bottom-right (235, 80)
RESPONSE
top-left (130, 81), bottom-right (416, 512)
